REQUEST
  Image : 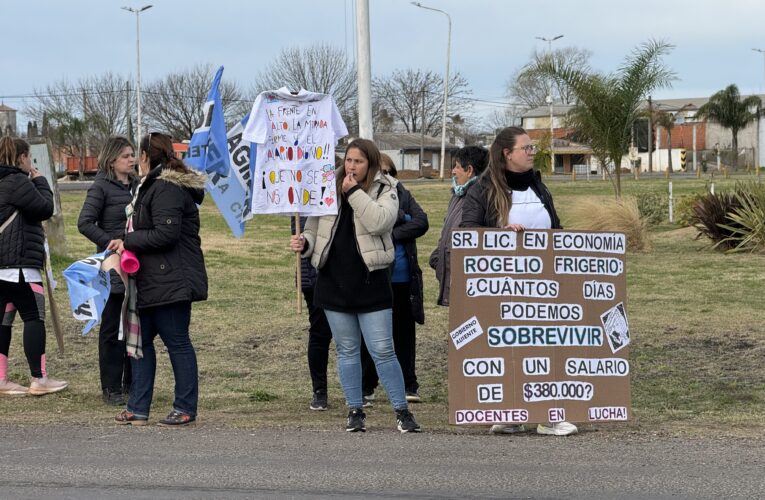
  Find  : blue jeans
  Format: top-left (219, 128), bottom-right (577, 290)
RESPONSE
top-left (128, 301), bottom-right (198, 418)
top-left (324, 308), bottom-right (407, 410)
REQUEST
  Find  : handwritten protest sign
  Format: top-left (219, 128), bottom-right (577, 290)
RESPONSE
top-left (242, 87), bottom-right (348, 216)
top-left (448, 229), bottom-right (630, 425)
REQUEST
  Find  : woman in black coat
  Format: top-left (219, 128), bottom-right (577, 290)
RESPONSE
top-left (0, 137), bottom-right (67, 396)
top-left (114, 133), bottom-right (208, 427)
top-left (78, 136), bottom-right (138, 405)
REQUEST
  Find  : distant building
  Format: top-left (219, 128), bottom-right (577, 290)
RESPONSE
top-left (0, 103), bottom-right (17, 137)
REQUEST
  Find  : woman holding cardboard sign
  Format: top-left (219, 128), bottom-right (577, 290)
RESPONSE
top-left (290, 138), bottom-right (421, 433)
top-left (460, 126), bottom-right (573, 436)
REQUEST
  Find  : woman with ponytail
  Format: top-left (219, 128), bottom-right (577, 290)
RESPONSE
top-left (0, 137), bottom-right (67, 396)
top-left (114, 133), bottom-right (208, 426)
top-left (460, 127), bottom-right (574, 436)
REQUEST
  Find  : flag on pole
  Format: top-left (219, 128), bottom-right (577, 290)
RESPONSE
top-left (62, 251), bottom-right (114, 335)
top-left (185, 65), bottom-right (230, 176)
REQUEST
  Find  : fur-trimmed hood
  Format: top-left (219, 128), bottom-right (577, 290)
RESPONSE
top-left (151, 166), bottom-right (206, 204)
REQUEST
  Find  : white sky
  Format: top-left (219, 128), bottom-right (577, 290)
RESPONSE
top-left (4, 0), bottom-right (765, 126)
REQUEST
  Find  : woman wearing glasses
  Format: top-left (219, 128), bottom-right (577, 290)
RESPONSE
top-left (461, 126), bottom-right (574, 436)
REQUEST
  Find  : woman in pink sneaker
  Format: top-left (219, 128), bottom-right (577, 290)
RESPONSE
top-left (0, 137), bottom-right (68, 396)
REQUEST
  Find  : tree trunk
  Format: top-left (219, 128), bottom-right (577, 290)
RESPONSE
top-left (731, 131), bottom-right (739, 170)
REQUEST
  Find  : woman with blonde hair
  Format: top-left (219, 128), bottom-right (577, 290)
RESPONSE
top-left (78, 136), bottom-right (138, 405)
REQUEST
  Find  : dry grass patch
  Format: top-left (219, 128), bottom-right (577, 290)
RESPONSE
top-left (567, 197), bottom-right (651, 252)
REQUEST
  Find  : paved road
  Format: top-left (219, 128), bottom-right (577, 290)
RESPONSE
top-left (0, 424), bottom-right (761, 499)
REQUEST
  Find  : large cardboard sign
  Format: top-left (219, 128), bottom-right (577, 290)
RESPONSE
top-left (448, 229), bottom-right (630, 425)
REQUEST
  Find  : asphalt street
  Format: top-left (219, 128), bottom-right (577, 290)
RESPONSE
top-left (0, 424), bottom-right (762, 499)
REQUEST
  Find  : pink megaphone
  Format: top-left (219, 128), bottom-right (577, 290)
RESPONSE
top-left (120, 250), bottom-right (140, 274)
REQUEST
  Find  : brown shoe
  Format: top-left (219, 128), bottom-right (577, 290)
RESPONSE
top-left (115, 409), bottom-right (148, 426)
top-left (28, 376), bottom-right (68, 396)
top-left (0, 379), bottom-right (28, 396)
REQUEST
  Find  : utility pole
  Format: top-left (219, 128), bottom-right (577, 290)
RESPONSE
top-left (536, 35), bottom-right (564, 173)
top-left (647, 96), bottom-right (653, 173)
top-left (420, 87), bottom-right (426, 177)
top-left (355, 0), bottom-right (373, 139)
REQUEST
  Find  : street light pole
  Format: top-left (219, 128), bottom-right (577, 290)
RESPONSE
top-left (122, 5), bottom-right (153, 144)
top-left (536, 35), bottom-right (563, 174)
top-left (411, 2), bottom-right (451, 180)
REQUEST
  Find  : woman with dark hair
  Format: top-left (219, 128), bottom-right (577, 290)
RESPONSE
top-left (290, 139), bottom-right (421, 433)
top-left (0, 137), bottom-right (67, 396)
top-left (429, 145), bottom-right (489, 307)
top-left (461, 127), bottom-right (574, 436)
top-left (78, 136), bottom-right (137, 405)
top-left (361, 153), bottom-right (428, 404)
top-left (114, 132), bottom-right (208, 426)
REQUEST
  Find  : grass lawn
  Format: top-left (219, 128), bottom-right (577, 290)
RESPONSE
top-left (1, 173), bottom-right (763, 436)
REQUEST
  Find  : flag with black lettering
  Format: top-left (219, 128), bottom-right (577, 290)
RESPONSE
top-left (62, 251), bottom-right (112, 335)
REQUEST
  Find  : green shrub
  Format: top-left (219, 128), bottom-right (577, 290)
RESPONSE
top-left (720, 181), bottom-right (765, 252)
top-left (675, 193), bottom-right (704, 227)
top-left (635, 191), bottom-right (668, 225)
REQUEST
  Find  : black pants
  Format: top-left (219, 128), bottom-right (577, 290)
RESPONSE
top-left (303, 287), bottom-right (333, 395)
top-left (99, 292), bottom-right (131, 393)
top-left (0, 276), bottom-right (46, 378)
top-left (362, 282), bottom-right (418, 394)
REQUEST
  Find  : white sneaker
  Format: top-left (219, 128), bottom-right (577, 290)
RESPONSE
top-left (0, 379), bottom-right (28, 396)
top-left (490, 424), bottom-right (527, 434)
top-left (537, 421), bottom-right (578, 436)
top-left (29, 376), bottom-right (68, 396)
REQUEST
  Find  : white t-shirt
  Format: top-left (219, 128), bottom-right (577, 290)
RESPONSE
top-left (508, 188), bottom-right (552, 229)
top-left (0, 268), bottom-right (43, 284)
top-left (242, 87), bottom-right (348, 216)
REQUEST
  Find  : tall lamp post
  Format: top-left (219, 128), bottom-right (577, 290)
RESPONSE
top-left (122, 5), bottom-right (153, 144)
top-left (411, 2), bottom-right (451, 180)
top-left (536, 35), bottom-right (563, 173)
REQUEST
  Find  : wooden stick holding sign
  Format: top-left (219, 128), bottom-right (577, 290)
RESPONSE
top-left (294, 213), bottom-right (302, 314)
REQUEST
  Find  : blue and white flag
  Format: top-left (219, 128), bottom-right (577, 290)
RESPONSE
top-left (185, 65), bottom-right (230, 176)
top-left (204, 113), bottom-right (257, 238)
top-left (62, 251), bottom-right (113, 335)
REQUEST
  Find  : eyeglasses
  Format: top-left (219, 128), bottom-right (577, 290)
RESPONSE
top-left (513, 144), bottom-right (537, 154)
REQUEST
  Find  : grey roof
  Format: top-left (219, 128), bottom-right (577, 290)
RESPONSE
top-left (0, 103), bottom-right (17, 112)
top-left (522, 105), bottom-right (574, 118)
top-left (373, 132), bottom-right (459, 151)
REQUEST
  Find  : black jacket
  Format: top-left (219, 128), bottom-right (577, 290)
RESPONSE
top-left (123, 166), bottom-right (208, 309)
top-left (78, 172), bottom-right (138, 294)
top-left (0, 164), bottom-right (54, 270)
top-left (460, 169), bottom-right (561, 229)
top-left (393, 183), bottom-right (428, 325)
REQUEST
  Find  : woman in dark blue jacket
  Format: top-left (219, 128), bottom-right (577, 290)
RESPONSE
top-left (114, 133), bottom-right (208, 427)
top-left (78, 136), bottom-right (138, 405)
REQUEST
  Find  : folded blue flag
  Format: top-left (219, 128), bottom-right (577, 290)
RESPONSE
top-left (62, 251), bottom-right (112, 335)
top-left (186, 65), bottom-right (230, 176)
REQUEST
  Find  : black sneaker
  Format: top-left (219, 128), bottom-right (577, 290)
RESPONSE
top-left (346, 408), bottom-right (366, 432)
top-left (158, 410), bottom-right (196, 427)
top-left (395, 408), bottom-right (421, 433)
top-left (102, 388), bottom-right (127, 406)
top-left (309, 392), bottom-right (328, 411)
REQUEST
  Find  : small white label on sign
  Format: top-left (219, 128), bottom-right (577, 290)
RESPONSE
top-left (449, 316), bottom-right (484, 350)
top-left (463, 357), bottom-right (505, 377)
top-left (451, 230), bottom-right (479, 249)
top-left (477, 384), bottom-right (503, 403)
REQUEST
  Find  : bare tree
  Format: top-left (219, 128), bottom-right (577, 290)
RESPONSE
top-left (26, 72), bottom-right (128, 154)
top-left (252, 44), bottom-right (358, 133)
top-left (372, 69), bottom-right (472, 135)
top-left (508, 46), bottom-right (592, 111)
top-left (142, 63), bottom-right (244, 141)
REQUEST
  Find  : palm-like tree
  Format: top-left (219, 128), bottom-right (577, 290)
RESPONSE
top-left (537, 40), bottom-right (675, 197)
top-left (696, 84), bottom-right (761, 170)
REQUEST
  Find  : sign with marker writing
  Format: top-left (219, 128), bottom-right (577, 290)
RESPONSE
top-left (448, 229), bottom-right (630, 425)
